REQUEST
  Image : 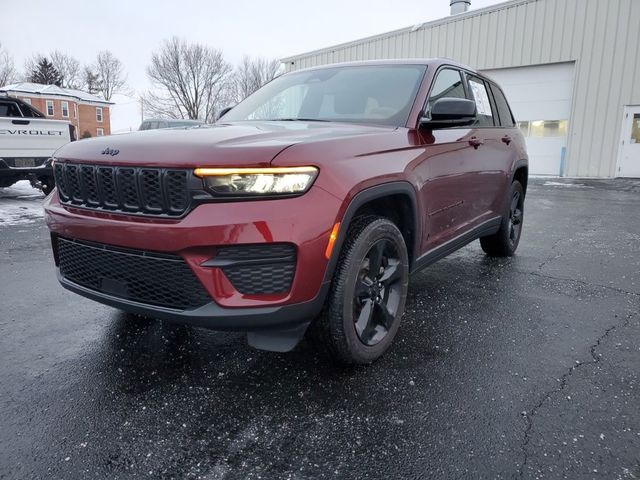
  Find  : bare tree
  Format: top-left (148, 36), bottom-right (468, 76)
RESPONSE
top-left (235, 56), bottom-right (281, 101)
top-left (145, 37), bottom-right (233, 121)
top-left (49, 51), bottom-right (81, 89)
top-left (94, 50), bottom-right (127, 100)
top-left (0, 42), bottom-right (18, 86)
top-left (82, 66), bottom-right (101, 95)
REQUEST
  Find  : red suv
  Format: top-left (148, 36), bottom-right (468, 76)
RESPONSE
top-left (45, 59), bottom-right (527, 364)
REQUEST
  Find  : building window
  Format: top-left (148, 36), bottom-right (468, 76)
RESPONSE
top-left (73, 103), bottom-right (77, 118)
top-left (46, 100), bottom-right (54, 116)
top-left (96, 107), bottom-right (103, 122)
top-left (61, 101), bottom-right (69, 118)
top-left (96, 128), bottom-right (104, 136)
top-left (630, 114), bottom-right (640, 144)
top-left (517, 120), bottom-right (568, 138)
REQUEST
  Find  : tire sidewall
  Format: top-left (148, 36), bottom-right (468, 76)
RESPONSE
top-left (338, 219), bottom-right (409, 363)
top-left (505, 180), bottom-right (524, 253)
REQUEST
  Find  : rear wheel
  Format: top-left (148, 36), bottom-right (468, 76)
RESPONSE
top-left (480, 180), bottom-right (525, 257)
top-left (313, 216), bottom-right (409, 365)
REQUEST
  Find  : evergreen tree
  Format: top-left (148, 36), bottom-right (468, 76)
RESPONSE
top-left (28, 57), bottom-right (62, 86)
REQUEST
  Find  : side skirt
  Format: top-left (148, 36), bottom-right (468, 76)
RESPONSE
top-left (411, 216), bottom-right (502, 274)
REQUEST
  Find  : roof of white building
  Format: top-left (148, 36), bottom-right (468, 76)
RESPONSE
top-left (0, 82), bottom-right (113, 105)
top-left (281, 0), bottom-right (533, 63)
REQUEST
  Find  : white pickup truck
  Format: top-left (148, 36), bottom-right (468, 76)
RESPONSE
top-left (0, 93), bottom-right (75, 194)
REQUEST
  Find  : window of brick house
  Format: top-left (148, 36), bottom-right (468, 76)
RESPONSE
top-left (96, 107), bottom-right (103, 122)
top-left (61, 101), bottom-right (69, 118)
top-left (96, 128), bottom-right (104, 136)
top-left (73, 103), bottom-right (77, 118)
top-left (46, 100), bottom-right (54, 116)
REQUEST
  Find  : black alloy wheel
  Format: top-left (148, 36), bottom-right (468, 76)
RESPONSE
top-left (480, 180), bottom-right (525, 257)
top-left (353, 239), bottom-right (404, 346)
top-left (508, 189), bottom-right (524, 244)
top-left (312, 215), bottom-right (409, 365)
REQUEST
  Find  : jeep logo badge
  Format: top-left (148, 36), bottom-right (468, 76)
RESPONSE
top-left (101, 147), bottom-right (120, 156)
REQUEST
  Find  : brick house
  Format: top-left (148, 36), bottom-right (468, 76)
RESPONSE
top-left (0, 82), bottom-right (113, 138)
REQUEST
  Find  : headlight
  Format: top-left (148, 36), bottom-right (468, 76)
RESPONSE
top-left (194, 166), bottom-right (318, 197)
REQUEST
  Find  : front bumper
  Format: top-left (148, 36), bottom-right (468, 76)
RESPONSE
top-left (45, 185), bottom-right (341, 330)
top-left (57, 269), bottom-right (329, 330)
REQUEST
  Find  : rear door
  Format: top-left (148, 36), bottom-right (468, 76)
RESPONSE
top-left (465, 74), bottom-right (511, 219)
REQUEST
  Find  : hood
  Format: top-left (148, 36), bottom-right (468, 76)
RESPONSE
top-left (54, 121), bottom-right (394, 167)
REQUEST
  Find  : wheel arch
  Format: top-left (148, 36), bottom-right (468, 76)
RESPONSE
top-left (323, 181), bottom-right (420, 284)
top-left (512, 160), bottom-right (529, 195)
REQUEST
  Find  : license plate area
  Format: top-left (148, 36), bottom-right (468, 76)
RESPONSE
top-left (14, 158), bottom-right (36, 167)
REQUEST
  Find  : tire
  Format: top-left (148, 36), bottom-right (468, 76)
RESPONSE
top-left (40, 183), bottom-right (54, 196)
top-left (38, 176), bottom-right (55, 196)
top-left (480, 180), bottom-right (525, 257)
top-left (313, 215), bottom-right (410, 365)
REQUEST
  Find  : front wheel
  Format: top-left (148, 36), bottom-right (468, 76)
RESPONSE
top-left (480, 180), bottom-right (525, 257)
top-left (313, 216), bottom-right (410, 365)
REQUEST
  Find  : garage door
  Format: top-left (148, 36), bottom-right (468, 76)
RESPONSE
top-left (482, 62), bottom-right (575, 176)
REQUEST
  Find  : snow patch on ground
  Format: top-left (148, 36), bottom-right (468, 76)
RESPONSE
top-left (543, 181), bottom-right (594, 188)
top-left (0, 181), bottom-right (45, 226)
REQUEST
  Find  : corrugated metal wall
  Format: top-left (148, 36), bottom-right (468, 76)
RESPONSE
top-left (282, 0), bottom-right (640, 177)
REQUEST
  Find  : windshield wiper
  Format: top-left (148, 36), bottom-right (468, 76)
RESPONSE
top-left (262, 118), bottom-right (332, 122)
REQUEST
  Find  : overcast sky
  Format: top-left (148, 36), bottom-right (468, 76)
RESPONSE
top-left (3, 0), bottom-right (503, 132)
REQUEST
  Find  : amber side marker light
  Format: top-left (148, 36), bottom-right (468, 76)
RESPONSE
top-left (325, 222), bottom-right (341, 260)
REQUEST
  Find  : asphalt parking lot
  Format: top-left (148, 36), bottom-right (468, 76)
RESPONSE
top-left (1, 179), bottom-right (639, 480)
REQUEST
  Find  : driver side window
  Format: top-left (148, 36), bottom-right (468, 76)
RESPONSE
top-left (425, 69), bottom-right (466, 119)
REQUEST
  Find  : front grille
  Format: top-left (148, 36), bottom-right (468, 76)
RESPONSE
top-left (215, 244), bottom-right (297, 295)
top-left (54, 162), bottom-right (191, 216)
top-left (57, 237), bottom-right (211, 310)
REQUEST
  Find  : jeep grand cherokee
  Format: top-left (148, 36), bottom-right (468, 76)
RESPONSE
top-left (45, 59), bottom-right (528, 364)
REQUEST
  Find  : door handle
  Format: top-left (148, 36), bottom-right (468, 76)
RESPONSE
top-left (12, 119), bottom-right (30, 125)
top-left (501, 135), bottom-right (512, 145)
top-left (469, 137), bottom-right (484, 149)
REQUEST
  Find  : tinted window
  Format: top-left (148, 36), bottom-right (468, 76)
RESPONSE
top-left (0, 101), bottom-right (23, 117)
top-left (425, 68), bottom-right (466, 119)
top-left (223, 65), bottom-right (427, 127)
top-left (19, 102), bottom-right (44, 118)
top-left (467, 76), bottom-right (494, 127)
top-left (490, 84), bottom-right (515, 127)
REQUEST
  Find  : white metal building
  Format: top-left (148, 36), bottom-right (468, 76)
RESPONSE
top-left (282, 0), bottom-right (640, 178)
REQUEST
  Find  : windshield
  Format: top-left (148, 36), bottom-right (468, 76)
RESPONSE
top-left (222, 65), bottom-right (427, 127)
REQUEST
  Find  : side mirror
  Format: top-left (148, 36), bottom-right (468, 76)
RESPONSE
top-left (420, 98), bottom-right (476, 129)
top-left (216, 106), bottom-right (234, 121)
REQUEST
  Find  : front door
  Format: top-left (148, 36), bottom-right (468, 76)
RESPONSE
top-left (618, 106), bottom-right (640, 178)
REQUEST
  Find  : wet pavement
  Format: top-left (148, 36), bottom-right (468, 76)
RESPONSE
top-left (1, 179), bottom-right (639, 479)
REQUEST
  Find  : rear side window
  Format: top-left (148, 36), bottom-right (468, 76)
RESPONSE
top-left (19, 103), bottom-right (44, 118)
top-left (467, 76), bottom-right (495, 127)
top-left (490, 84), bottom-right (515, 127)
top-left (425, 68), bottom-right (467, 119)
top-left (0, 101), bottom-right (23, 117)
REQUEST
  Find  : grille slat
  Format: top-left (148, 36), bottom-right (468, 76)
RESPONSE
top-left (54, 162), bottom-right (191, 216)
top-left (58, 237), bottom-right (211, 310)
